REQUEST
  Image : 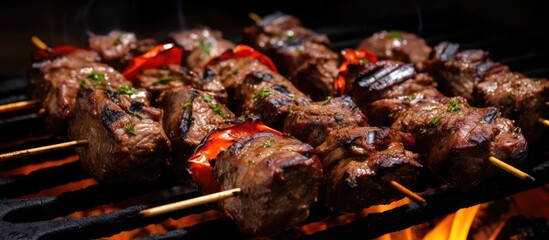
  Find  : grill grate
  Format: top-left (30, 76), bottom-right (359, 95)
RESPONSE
top-left (0, 8), bottom-right (548, 239)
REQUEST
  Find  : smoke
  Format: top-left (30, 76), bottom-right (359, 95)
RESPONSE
top-left (176, 0), bottom-right (187, 30)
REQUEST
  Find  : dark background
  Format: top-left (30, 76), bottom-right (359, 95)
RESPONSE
top-left (1, 0), bottom-right (548, 75)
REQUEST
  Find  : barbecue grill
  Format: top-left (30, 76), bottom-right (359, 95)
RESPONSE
top-left (1, 1), bottom-right (548, 239)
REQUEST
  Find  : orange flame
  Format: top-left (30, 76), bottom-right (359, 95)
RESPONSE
top-left (423, 204), bottom-right (482, 240)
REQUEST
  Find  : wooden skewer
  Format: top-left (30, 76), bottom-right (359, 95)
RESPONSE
top-left (0, 100), bottom-right (41, 114)
top-left (248, 12), bottom-right (262, 23)
top-left (140, 188), bottom-right (241, 218)
top-left (390, 180), bottom-right (427, 206)
top-left (488, 156), bottom-right (535, 182)
top-left (537, 118), bottom-right (549, 128)
top-left (0, 139), bottom-right (88, 161)
top-left (31, 35), bottom-right (50, 50)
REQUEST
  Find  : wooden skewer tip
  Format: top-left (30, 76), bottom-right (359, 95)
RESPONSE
top-left (0, 100), bottom-right (42, 114)
top-left (140, 188), bottom-right (241, 218)
top-left (488, 156), bottom-right (535, 182)
top-left (248, 12), bottom-right (262, 23)
top-left (0, 139), bottom-right (88, 161)
top-left (390, 180), bottom-right (427, 206)
top-left (31, 36), bottom-right (50, 51)
top-left (537, 118), bottom-right (549, 128)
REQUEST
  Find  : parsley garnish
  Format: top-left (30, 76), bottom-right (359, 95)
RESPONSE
top-left (113, 37), bottom-right (122, 46)
top-left (410, 92), bottom-right (418, 100)
top-left (182, 101), bottom-right (192, 109)
top-left (253, 88), bottom-right (272, 100)
top-left (116, 85), bottom-right (137, 95)
top-left (211, 104), bottom-right (227, 119)
top-left (447, 99), bottom-right (461, 112)
top-left (89, 71), bottom-right (106, 86)
top-left (388, 111), bottom-right (396, 118)
top-left (262, 138), bottom-right (274, 148)
top-left (198, 38), bottom-right (212, 56)
top-left (387, 31), bottom-right (402, 40)
top-left (321, 96), bottom-right (332, 105)
top-left (507, 92), bottom-right (514, 100)
top-left (203, 93), bottom-right (213, 102)
top-left (79, 80), bottom-right (89, 89)
top-left (286, 31), bottom-right (296, 41)
top-left (429, 115), bottom-right (442, 126)
top-left (124, 124), bottom-right (136, 136)
top-left (153, 76), bottom-right (173, 86)
top-left (231, 69), bottom-right (239, 76)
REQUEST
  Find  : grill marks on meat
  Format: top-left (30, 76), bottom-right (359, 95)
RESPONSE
top-left (169, 28), bottom-right (235, 69)
top-left (88, 30), bottom-right (156, 70)
top-left (213, 132), bottom-right (322, 235)
top-left (316, 126), bottom-right (421, 212)
top-left (350, 61), bottom-right (528, 190)
top-left (428, 42), bottom-right (549, 142)
top-left (28, 56), bottom-right (131, 135)
top-left (156, 87), bottom-right (234, 183)
top-left (236, 71), bottom-right (311, 129)
top-left (283, 95), bottom-right (368, 147)
top-left (244, 13), bottom-right (338, 100)
top-left (68, 88), bottom-right (171, 183)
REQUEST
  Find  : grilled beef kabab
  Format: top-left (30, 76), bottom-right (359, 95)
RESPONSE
top-left (88, 30), bottom-right (157, 70)
top-left (169, 27), bottom-right (235, 69)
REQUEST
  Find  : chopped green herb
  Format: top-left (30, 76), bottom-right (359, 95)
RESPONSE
top-left (321, 96), bottom-right (332, 105)
top-left (507, 92), bottom-right (514, 100)
top-left (387, 31), bottom-right (402, 40)
top-left (253, 88), bottom-right (272, 100)
top-left (410, 92), bottom-right (418, 100)
top-left (181, 101), bottom-right (192, 109)
top-left (286, 31), bottom-right (296, 41)
top-left (89, 71), bottom-right (106, 86)
top-left (116, 85), bottom-right (137, 95)
top-left (448, 124), bottom-right (455, 129)
top-left (198, 38), bottom-right (212, 56)
top-left (388, 111), bottom-right (396, 118)
top-left (124, 124), bottom-right (136, 136)
top-left (447, 99), bottom-right (461, 112)
top-left (203, 93), bottom-right (213, 102)
top-left (211, 104), bottom-right (227, 119)
top-left (153, 76), bottom-right (173, 86)
top-left (429, 115), bottom-right (442, 126)
top-left (230, 69), bottom-right (239, 76)
top-left (79, 80), bottom-right (89, 89)
top-left (359, 58), bottom-right (369, 64)
top-left (113, 37), bottom-right (122, 46)
top-left (262, 138), bottom-right (274, 148)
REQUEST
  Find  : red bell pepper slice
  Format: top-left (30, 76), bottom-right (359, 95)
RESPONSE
top-left (32, 45), bottom-right (79, 62)
top-left (334, 49), bottom-right (378, 96)
top-left (205, 45), bottom-right (278, 73)
top-left (122, 43), bottom-right (184, 81)
top-left (187, 118), bottom-right (282, 194)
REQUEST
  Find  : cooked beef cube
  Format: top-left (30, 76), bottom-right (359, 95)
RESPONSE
top-left (474, 72), bottom-right (549, 142)
top-left (28, 56), bottom-right (131, 135)
top-left (213, 132), bottom-right (323, 235)
top-left (358, 30), bottom-right (432, 70)
top-left (169, 28), bottom-right (234, 68)
top-left (88, 30), bottom-right (155, 70)
top-left (236, 71), bottom-right (311, 129)
top-left (316, 126), bottom-right (421, 212)
top-left (283, 95), bottom-right (368, 147)
top-left (66, 49), bottom-right (102, 63)
top-left (427, 42), bottom-right (509, 102)
top-left (156, 87), bottom-right (234, 183)
top-left (68, 88), bottom-right (171, 183)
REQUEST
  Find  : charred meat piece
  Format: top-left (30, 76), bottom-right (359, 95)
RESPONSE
top-left (427, 42), bottom-right (509, 102)
top-left (68, 88), bottom-right (171, 183)
top-left (169, 28), bottom-right (235, 68)
top-left (283, 95), bottom-right (368, 147)
top-left (350, 61), bottom-right (528, 190)
top-left (88, 30), bottom-right (156, 70)
top-left (156, 86), bottom-right (234, 183)
top-left (316, 126), bottom-right (421, 212)
top-left (236, 71), bottom-right (311, 129)
top-left (474, 71), bottom-right (549, 142)
top-left (213, 131), bottom-right (323, 235)
top-left (358, 30), bottom-right (432, 70)
top-left (28, 56), bottom-right (131, 135)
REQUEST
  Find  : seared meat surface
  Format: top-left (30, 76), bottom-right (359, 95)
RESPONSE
top-left (28, 56), bottom-right (131, 135)
top-left (88, 30), bottom-right (156, 70)
top-left (350, 61), bottom-right (528, 190)
top-left (236, 71), bottom-right (311, 129)
top-left (68, 88), bottom-right (171, 183)
top-left (283, 95), bottom-right (368, 147)
top-left (169, 28), bottom-right (234, 68)
top-left (316, 126), bottom-right (421, 212)
top-left (157, 86), bottom-right (234, 183)
top-left (213, 131), bottom-right (322, 235)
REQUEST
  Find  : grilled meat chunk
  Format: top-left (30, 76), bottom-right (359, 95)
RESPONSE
top-left (358, 30), bottom-right (431, 70)
top-left (236, 71), bottom-right (311, 129)
top-left (156, 87), bottom-right (234, 183)
top-left (350, 61), bottom-right (528, 190)
top-left (28, 56), bottom-right (131, 135)
top-left (88, 30), bottom-right (156, 70)
top-left (169, 28), bottom-right (234, 68)
top-left (213, 132), bottom-right (323, 235)
top-left (68, 88), bottom-right (171, 183)
top-left (316, 126), bottom-right (421, 212)
top-left (283, 95), bottom-right (368, 147)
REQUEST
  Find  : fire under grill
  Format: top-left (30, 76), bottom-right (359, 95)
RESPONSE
top-left (0, 8), bottom-right (548, 240)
